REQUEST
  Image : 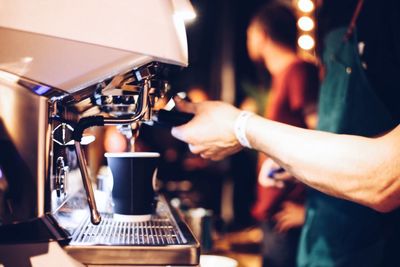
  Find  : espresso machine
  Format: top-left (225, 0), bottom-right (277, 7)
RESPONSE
top-left (0, 0), bottom-right (199, 266)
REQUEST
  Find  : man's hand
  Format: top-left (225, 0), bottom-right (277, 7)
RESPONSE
top-left (273, 201), bottom-right (305, 233)
top-left (171, 99), bottom-right (243, 160)
top-left (258, 158), bottom-right (286, 188)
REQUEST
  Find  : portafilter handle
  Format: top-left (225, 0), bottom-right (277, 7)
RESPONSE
top-left (75, 141), bottom-right (101, 225)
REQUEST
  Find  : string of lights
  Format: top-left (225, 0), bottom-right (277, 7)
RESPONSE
top-left (294, 0), bottom-right (316, 54)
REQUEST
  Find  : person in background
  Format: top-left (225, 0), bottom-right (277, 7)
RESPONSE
top-left (246, 3), bottom-right (319, 267)
top-left (171, 0), bottom-right (400, 266)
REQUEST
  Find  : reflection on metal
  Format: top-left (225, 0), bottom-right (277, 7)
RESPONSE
top-left (0, 77), bottom-right (49, 221)
top-left (36, 91), bottom-right (48, 217)
top-left (65, 198), bottom-right (200, 266)
top-left (0, 70), bottom-right (19, 83)
top-left (0, 56), bottom-right (34, 78)
top-left (74, 141), bottom-right (101, 225)
top-left (71, 212), bottom-right (185, 246)
top-left (55, 157), bottom-right (68, 198)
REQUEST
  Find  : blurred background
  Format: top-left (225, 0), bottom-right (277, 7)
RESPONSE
top-left (92, 0), bottom-right (319, 266)
top-left (156, 0), bottom-right (317, 230)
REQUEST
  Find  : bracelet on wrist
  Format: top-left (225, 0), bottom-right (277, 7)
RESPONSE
top-left (234, 111), bottom-right (253, 148)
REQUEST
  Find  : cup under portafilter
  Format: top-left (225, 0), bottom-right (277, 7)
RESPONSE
top-left (71, 78), bottom-right (155, 225)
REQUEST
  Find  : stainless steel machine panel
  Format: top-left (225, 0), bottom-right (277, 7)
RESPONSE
top-left (0, 77), bottom-right (51, 222)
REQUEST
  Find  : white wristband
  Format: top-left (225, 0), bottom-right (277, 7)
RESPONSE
top-left (234, 111), bottom-right (253, 148)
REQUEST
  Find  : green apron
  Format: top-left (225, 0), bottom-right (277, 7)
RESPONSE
top-left (297, 27), bottom-right (399, 267)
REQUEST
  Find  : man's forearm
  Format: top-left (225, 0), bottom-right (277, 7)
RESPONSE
top-left (170, 100), bottom-right (400, 211)
top-left (246, 115), bottom-right (400, 212)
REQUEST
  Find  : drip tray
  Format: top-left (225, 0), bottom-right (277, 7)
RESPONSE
top-left (64, 199), bottom-right (200, 266)
top-left (71, 213), bottom-right (185, 246)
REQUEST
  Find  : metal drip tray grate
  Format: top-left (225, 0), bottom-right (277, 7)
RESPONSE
top-left (70, 203), bottom-right (187, 246)
top-left (64, 197), bottom-right (199, 266)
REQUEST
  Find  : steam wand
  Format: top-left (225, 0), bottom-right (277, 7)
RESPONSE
top-left (74, 141), bottom-right (102, 225)
top-left (72, 80), bottom-right (151, 225)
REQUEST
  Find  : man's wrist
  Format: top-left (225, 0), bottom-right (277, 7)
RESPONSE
top-left (234, 111), bottom-right (254, 148)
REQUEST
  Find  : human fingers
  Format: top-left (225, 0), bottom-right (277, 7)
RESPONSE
top-left (268, 158), bottom-right (280, 170)
top-left (174, 96), bottom-right (198, 114)
top-left (273, 209), bottom-right (286, 222)
top-left (259, 175), bottom-right (284, 187)
top-left (200, 150), bottom-right (216, 159)
top-left (273, 171), bottom-right (294, 181)
top-left (170, 102), bottom-right (204, 143)
top-left (280, 202), bottom-right (306, 227)
top-left (273, 212), bottom-right (290, 233)
top-left (275, 218), bottom-right (294, 233)
top-left (258, 160), bottom-right (277, 187)
top-left (208, 146), bottom-right (243, 161)
top-left (200, 153), bottom-right (209, 159)
top-left (263, 158), bottom-right (276, 173)
top-left (203, 152), bottom-right (226, 161)
top-left (171, 125), bottom-right (187, 143)
top-left (188, 144), bottom-right (207, 155)
top-left (208, 154), bottom-right (225, 161)
top-left (274, 180), bottom-right (285, 189)
top-left (281, 201), bottom-right (295, 210)
top-left (171, 119), bottom-right (200, 143)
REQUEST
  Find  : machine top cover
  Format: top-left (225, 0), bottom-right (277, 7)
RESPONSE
top-left (0, 0), bottom-right (189, 93)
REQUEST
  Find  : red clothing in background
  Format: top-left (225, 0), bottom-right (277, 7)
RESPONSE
top-left (251, 60), bottom-right (320, 221)
top-left (267, 60), bottom-right (319, 126)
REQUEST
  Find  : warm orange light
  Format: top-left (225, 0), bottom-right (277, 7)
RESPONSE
top-left (298, 0), bottom-right (315, 13)
top-left (298, 16), bottom-right (314, 31)
top-left (298, 34), bottom-right (315, 50)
